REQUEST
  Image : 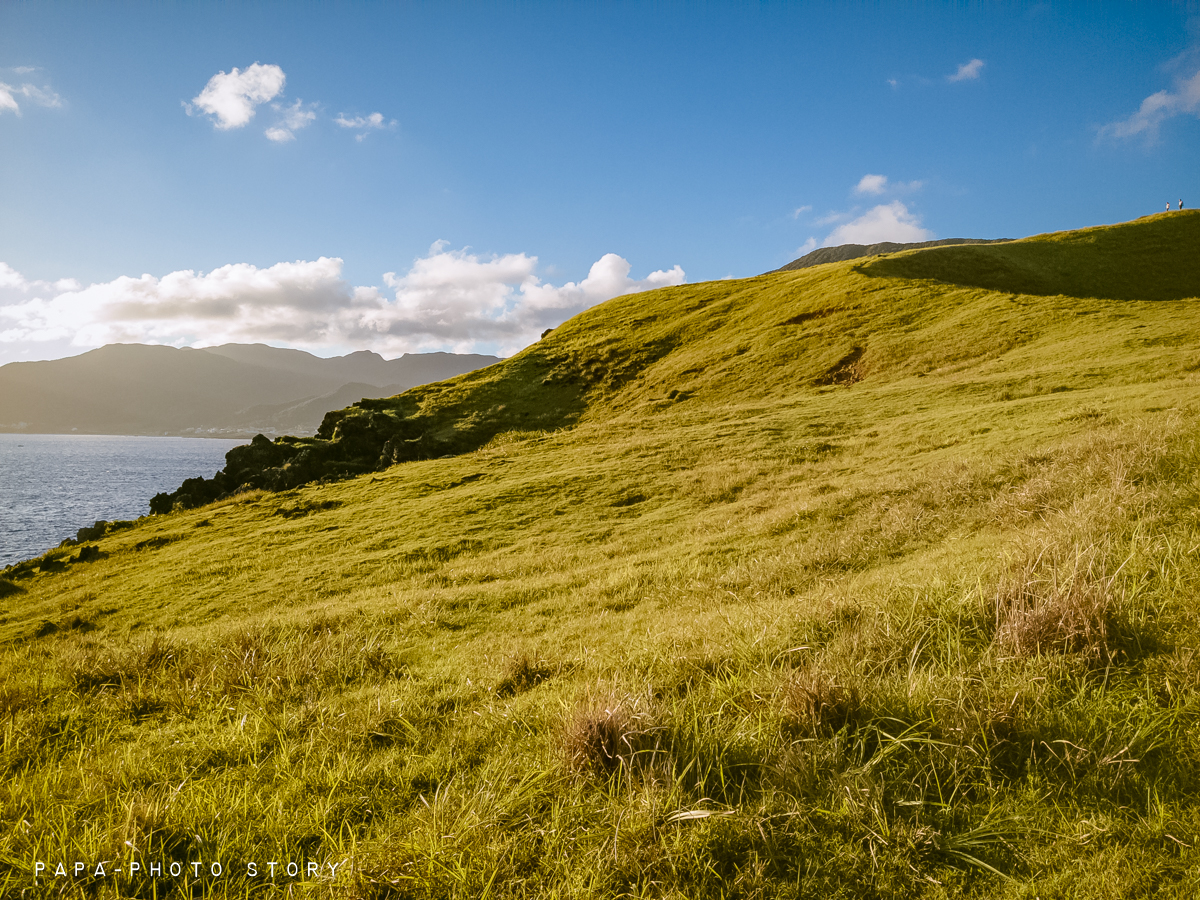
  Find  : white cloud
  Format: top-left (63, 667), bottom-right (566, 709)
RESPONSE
top-left (188, 63), bottom-right (285, 130)
top-left (0, 248), bottom-right (686, 359)
top-left (0, 80), bottom-right (63, 114)
top-left (0, 261), bottom-right (79, 294)
top-left (796, 174), bottom-right (933, 268)
top-left (11, 66), bottom-right (37, 75)
top-left (815, 210), bottom-right (851, 226)
top-left (335, 111), bottom-right (395, 141)
top-left (849, 173), bottom-right (924, 202)
top-left (0, 263), bottom-right (22, 289)
top-left (265, 99), bottom-right (317, 142)
top-left (948, 59), bottom-right (984, 82)
top-left (373, 245), bottom-right (685, 352)
top-left (790, 204), bottom-right (812, 219)
top-left (335, 112), bottom-right (383, 129)
top-left (822, 201), bottom-right (933, 246)
top-left (855, 174), bottom-right (888, 195)
top-left (19, 84), bottom-right (61, 107)
top-left (1101, 68), bottom-right (1200, 141)
top-left (0, 258), bottom-right (354, 351)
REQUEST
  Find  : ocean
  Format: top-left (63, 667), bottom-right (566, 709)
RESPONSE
top-left (0, 434), bottom-right (245, 567)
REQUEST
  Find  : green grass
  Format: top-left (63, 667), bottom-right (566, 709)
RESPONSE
top-left (4, 211), bottom-right (1200, 897)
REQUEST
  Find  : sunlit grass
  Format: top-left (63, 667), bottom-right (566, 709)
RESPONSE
top-left (4, 212), bottom-right (1200, 896)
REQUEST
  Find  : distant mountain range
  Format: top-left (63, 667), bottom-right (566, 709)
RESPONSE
top-left (0, 343), bottom-right (501, 437)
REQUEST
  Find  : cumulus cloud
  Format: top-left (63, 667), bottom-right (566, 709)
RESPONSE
top-left (855, 174), bottom-right (888, 195)
top-left (188, 63), bottom-right (285, 130)
top-left (0, 80), bottom-right (63, 114)
top-left (948, 59), bottom-right (984, 82)
top-left (265, 99), bottom-right (317, 142)
top-left (0, 258), bottom-right (355, 351)
top-left (0, 262), bottom-right (79, 294)
top-left (185, 64), bottom-right (390, 143)
top-left (1100, 68), bottom-right (1200, 141)
top-left (795, 175), bottom-right (932, 255)
top-left (335, 112), bottom-right (395, 141)
top-left (822, 201), bottom-right (933, 246)
top-left (0, 263), bottom-right (84, 360)
top-left (373, 246), bottom-right (684, 351)
top-left (0, 247), bottom-right (686, 359)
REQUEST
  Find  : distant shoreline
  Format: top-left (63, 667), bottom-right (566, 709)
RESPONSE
top-left (0, 434), bottom-right (244, 567)
top-left (0, 430), bottom-right (257, 440)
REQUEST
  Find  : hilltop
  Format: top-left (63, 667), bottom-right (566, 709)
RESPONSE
top-left (0, 343), bottom-right (499, 437)
top-left (772, 236), bottom-right (1012, 271)
top-left (3, 211), bottom-right (1200, 898)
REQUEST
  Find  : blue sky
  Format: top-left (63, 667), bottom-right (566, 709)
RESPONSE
top-left (1, 2), bottom-right (1198, 363)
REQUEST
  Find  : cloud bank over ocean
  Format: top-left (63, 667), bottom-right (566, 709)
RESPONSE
top-left (0, 247), bottom-right (686, 363)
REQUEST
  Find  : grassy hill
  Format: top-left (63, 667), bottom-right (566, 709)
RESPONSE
top-left (3, 211), bottom-right (1200, 898)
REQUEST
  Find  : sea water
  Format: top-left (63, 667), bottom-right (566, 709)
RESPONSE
top-left (0, 434), bottom-right (245, 567)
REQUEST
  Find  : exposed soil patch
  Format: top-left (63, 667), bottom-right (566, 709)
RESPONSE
top-left (274, 499), bottom-right (343, 519)
top-left (779, 307), bottom-right (841, 327)
top-left (134, 535), bottom-right (181, 552)
top-left (816, 346), bottom-right (866, 386)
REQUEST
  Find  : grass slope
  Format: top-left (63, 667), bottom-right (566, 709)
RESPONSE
top-left (4, 211), bottom-right (1200, 898)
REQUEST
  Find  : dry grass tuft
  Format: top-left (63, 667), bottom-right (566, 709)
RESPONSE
top-left (781, 666), bottom-right (863, 734)
top-left (61, 633), bottom-right (177, 692)
top-left (564, 692), bottom-right (656, 774)
top-left (993, 543), bottom-right (1119, 659)
top-left (496, 651), bottom-right (553, 696)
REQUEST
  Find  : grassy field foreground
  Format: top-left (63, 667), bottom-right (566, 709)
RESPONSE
top-left (3, 212), bottom-right (1200, 897)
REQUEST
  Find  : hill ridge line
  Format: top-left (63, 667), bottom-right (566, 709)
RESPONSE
top-left (772, 237), bottom-right (1013, 273)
